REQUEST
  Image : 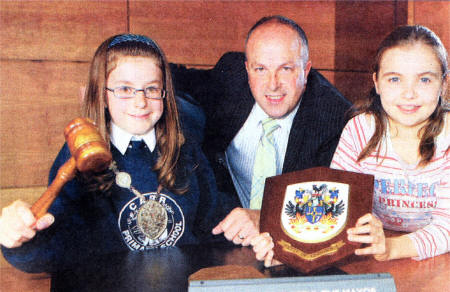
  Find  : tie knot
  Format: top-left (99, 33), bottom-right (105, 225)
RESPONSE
top-left (261, 118), bottom-right (279, 137)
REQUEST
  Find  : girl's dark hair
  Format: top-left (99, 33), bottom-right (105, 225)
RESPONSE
top-left (352, 25), bottom-right (448, 166)
top-left (82, 34), bottom-right (185, 194)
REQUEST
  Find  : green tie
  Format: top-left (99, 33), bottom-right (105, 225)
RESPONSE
top-left (249, 118), bottom-right (279, 209)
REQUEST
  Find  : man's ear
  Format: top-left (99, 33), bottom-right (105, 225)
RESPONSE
top-left (304, 60), bottom-right (312, 79)
top-left (372, 73), bottom-right (379, 94)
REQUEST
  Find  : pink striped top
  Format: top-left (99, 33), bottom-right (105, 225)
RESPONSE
top-left (331, 113), bottom-right (449, 260)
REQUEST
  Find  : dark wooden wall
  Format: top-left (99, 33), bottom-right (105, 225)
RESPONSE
top-left (0, 1), bottom-right (449, 191)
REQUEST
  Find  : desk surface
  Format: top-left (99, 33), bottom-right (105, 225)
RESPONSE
top-left (2, 243), bottom-right (449, 292)
top-left (50, 244), bottom-right (317, 291)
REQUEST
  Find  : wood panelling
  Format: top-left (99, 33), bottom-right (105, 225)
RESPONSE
top-left (413, 2), bottom-right (450, 105)
top-left (332, 1), bottom-right (405, 102)
top-left (320, 71), bottom-right (373, 104)
top-left (0, 1), bottom-right (127, 61)
top-left (0, 187), bottom-right (46, 210)
top-left (335, 1), bottom-right (400, 72)
top-left (130, 1), bottom-right (406, 72)
top-left (0, 0), bottom-right (448, 189)
top-left (412, 1), bottom-right (450, 51)
top-left (130, 1), bottom-right (338, 68)
top-left (131, 1), bottom-right (396, 104)
top-left (0, 61), bottom-right (87, 187)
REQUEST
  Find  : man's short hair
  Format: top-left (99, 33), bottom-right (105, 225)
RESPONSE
top-left (245, 15), bottom-right (309, 65)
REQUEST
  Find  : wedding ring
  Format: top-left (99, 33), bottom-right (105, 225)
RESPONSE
top-left (238, 234), bottom-right (245, 240)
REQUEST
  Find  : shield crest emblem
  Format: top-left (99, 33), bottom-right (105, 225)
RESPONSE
top-left (281, 182), bottom-right (349, 244)
top-left (305, 205), bottom-right (324, 224)
top-left (260, 167), bottom-right (373, 274)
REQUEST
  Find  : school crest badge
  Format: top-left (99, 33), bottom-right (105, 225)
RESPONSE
top-left (260, 167), bottom-right (373, 274)
top-left (282, 182), bottom-right (348, 243)
top-left (118, 192), bottom-right (185, 250)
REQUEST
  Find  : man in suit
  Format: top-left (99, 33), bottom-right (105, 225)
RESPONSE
top-left (171, 15), bottom-right (352, 245)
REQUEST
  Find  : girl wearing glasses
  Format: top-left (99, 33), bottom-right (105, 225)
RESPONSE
top-left (1, 34), bottom-right (233, 272)
top-left (251, 25), bottom-right (449, 266)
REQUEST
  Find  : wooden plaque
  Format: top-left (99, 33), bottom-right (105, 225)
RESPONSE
top-left (260, 167), bottom-right (374, 274)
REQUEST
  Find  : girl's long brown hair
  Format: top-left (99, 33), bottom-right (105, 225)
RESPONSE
top-left (82, 34), bottom-right (185, 194)
top-left (353, 25), bottom-right (448, 167)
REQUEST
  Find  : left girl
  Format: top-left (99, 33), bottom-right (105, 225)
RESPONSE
top-left (0, 34), bottom-right (230, 273)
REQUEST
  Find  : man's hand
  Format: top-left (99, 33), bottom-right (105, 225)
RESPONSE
top-left (212, 207), bottom-right (260, 246)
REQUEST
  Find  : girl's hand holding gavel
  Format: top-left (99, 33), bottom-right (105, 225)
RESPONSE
top-left (0, 118), bottom-right (110, 249)
top-left (0, 200), bottom-right (54, 248)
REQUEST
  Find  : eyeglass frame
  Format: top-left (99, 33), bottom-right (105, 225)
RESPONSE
top-left (105, 86), bottom-right (166, 100)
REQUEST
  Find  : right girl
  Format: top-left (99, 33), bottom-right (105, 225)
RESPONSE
top-left (331, 25), bottom-right (449, 261)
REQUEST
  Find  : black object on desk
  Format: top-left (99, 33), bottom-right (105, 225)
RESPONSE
top-left (51, 243), bottom-right (346, 291)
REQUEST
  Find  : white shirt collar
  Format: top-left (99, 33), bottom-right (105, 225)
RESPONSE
top-left (110, 122), bottom-right (157, 155)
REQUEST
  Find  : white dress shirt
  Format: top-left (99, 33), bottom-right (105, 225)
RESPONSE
top-left (225, 102), bottom-right (300, 208)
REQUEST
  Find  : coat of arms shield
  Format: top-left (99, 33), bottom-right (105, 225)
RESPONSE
top-left (260, 167), bottom-right (373, 274)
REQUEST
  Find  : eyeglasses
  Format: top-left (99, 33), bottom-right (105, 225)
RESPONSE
top-left (106, 86), bottom-right (165, 100)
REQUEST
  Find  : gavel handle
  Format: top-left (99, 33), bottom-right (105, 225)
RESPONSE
top-left (30, 157), bottom-right (77, 219)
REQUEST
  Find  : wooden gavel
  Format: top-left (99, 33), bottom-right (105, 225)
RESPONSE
top-left (30, 118), bottom-right (112, 219)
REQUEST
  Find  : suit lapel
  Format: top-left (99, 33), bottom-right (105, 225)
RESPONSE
top-left (224, 85), bottom-right (254, 144)
top-left (283, 108), bottom-right (306, 173)
top-left (282, 80), bottom-right (317, 173)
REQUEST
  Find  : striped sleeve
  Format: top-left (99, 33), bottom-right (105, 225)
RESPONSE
top-left (330, 114), bottom-right (369, 173)
top-left (408, 154), bottom-right (450, 260)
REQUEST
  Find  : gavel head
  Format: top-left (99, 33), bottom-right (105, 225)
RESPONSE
top-left (64, 118), bottom-right (112, 173)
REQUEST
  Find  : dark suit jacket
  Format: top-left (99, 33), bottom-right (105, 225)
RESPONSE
top-left (171, 52), bottom-right (352, 206)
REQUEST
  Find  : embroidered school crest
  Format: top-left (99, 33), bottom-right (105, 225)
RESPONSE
top-left (281, 182), bottom-right (349, 243)
top-left (118, 192), bottom-right (185, 250)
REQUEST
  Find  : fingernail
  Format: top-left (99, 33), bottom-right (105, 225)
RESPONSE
top-left (37, 215), bottom-right (54, 229)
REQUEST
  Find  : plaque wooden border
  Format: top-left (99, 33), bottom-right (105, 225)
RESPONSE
top-left (260, 167), bottom-right (374, 274)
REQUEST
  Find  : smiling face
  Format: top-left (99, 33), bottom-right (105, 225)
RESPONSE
top-left (106, 56), bottom-right (164, 136)
top-left (245, 23), bottom-right (311, 118)
top-left (374, 43), bottom-right (447, 132)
